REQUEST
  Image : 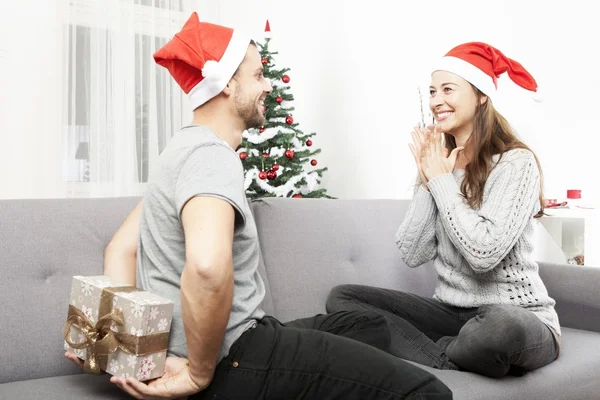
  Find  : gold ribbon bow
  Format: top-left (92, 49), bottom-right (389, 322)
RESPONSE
top-left (63, 285), bottom-right (170, 375)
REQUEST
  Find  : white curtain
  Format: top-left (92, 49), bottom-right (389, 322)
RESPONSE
top-left (62, 0), bottom-right (193, 197)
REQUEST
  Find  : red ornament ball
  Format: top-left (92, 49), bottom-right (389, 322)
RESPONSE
top-left (272, 163), bottom-right (280, 171)
top-left (258, 171), bottom-right (267, 180)
top-left (286, 115), bottom-right (294, 125)
top-left (239, 152), bottom-right (248, 160)
top-left (292, 194), bottom-right (303, 198)
top-left (262, 152), bottom-right (269, 158)
top-left (311, 159), bottom-right (318, 166)
top-left (261, 57), bottom-right (268, 65)
top-left (306, 139), bottom-right (313, 147)
top-left (282, 75), bottom-right (290, 83)
top-left (285, 149), bottom-right (294, 159)
top-left (266, 170), bottom-right (277, 180)
top-left (276, 96), bottom-right (283, 104)
top-left (259, 126), bottom-right (265, 133)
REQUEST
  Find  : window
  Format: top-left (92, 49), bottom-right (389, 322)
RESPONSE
top-left (63, 0), bottom-right (188, 195)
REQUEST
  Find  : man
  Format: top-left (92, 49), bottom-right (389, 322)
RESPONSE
top-left (67, 13), bottom-right (452, 400)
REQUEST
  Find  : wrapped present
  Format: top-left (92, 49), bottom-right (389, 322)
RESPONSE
top-left (63, 275), bottom-right (174, 381)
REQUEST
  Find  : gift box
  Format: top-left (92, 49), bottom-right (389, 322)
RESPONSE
top-left (63, 275), bottom-right (174, 381)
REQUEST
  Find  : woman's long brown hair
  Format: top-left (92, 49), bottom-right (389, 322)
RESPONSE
top-left (443, 86), bottom-right (545, 218)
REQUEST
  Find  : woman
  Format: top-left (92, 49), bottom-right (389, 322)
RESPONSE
top-left (327, 42), bottom-right (560, 378)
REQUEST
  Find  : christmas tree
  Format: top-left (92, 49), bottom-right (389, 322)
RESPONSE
top-left (238, 21), bottom-right (332, 200)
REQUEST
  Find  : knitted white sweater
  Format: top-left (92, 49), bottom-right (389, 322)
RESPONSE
top-left (396, 149), bottom-right (561, 336)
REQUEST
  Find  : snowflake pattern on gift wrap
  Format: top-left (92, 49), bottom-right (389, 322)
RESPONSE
top-left (81, 283), bottom-right (93, 296)
top-left (130, 327), bottom-right (144, 336)
top-left (149, 307), bottom-right (159, 320)
top-left (146, 327), bottom-right (155, 334)
top-left (136, 356), bottom-right (156, 381)
top-left (118, 292), bottom-right (132, 299)
top-left (74, 348), bottom-right (85, 359)
top-left (131, 303), bottom-right (145, 318)
top-left (120, 373), bottom-right (131, 379)
top-left (81, 305), bottom-right (94, 323)
top-left (127, 355), bottom-right (137, 369)
top-left (120, 291), bottom-right (166, 306)
top-left (157, 318), bottom-right (168, 331)
top-left (108, 359), bottom-right (120, 374)
top-left (88, 277), bottom-right (113, 288)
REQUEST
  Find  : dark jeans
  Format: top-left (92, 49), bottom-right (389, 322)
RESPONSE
top-left (326, 284), bottom-right (559, 378)
top-left (192, 310), bottom-right (453, 399)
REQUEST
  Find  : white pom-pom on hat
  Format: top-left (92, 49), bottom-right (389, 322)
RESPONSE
top-left (201, 60), bottom-right (223, 80)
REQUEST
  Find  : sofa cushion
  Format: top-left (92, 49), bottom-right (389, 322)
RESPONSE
top-left (251, 198), bottom-right (439, 322)
top-left (417, 327), bottom-right (599, 400)
top-left (2, 328), bottom-right (596, 400)
top-left (0, 374), bottom-right (129, 399)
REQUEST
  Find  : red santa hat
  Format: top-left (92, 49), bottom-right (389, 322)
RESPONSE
top-left (153, 12), bottom-right (252, 109)
top-left (432, 42), bottom-right (542, 102)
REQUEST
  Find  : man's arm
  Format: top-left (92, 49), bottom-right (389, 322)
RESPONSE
top-left (103, 200), bottom-right (142, 286)
top-left (180, 196), bottom-right (235, 388)
top-left (67, 200), bottom-right (142, 367)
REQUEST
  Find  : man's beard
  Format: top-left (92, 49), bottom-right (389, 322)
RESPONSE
top-left (235, 90), bottom-right (264, 130)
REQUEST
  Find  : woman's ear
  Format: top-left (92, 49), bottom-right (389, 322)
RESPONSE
top-left (480, 95), bottom-right (488, 105)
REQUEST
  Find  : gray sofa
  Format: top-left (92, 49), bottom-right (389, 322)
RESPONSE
top-left (1, 197), bottom-right (599, 399)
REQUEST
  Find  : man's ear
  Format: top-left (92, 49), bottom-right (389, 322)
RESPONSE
top-left (222, 78), bottom-right (236, 97)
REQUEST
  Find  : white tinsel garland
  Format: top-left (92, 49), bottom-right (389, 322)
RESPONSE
top-left (302, 171), bottom-right (320, 193)
top-left (244, 128), bottom-right (278, 144)
top-left (269, 148), bottom-right (285, 157)
top-left (237, 148), bottom-right (261, 157)
top-left (243, 122), bottom-right (291, 145)
top-left (291, 136), bottom-right (302, 148)
top-left (236, 147), bottom-right (284, 158)
top-left (244, 167), bottom-right (321, 197)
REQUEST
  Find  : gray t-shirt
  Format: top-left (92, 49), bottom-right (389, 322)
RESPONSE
top-left (136, 125), bottom-right (266, 362)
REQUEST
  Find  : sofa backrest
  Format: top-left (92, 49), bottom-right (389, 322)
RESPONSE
top-left (0, 197), bottom-right (141, 383)
top-left (0, 197), bottom-right (277, 384)
top-left (0, 196), bottom-right (431, 383)
top-left (251, 198), bottom-right (437, 323)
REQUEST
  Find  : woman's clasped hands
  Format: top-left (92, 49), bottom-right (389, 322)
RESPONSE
top-left (408, 124), bottom-right (463, 186)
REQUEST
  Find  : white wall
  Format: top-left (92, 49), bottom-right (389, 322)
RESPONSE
top-left (195, 0), bottom-right (600, 203)
top-left (0, 0), bottom-right (65, 199)
top-left (0, 1), bottom-right (598, 203)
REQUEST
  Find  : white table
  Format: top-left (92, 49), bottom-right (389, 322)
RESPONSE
top-left (536, 207), bottom-right (599, 267)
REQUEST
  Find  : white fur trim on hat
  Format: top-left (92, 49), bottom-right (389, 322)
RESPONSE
top-left (433, 56), bottom-right (497, 100)
top-left (188, 29), bottom-right (251, 109)
top-left (532, 87), bottom-right (544, 102)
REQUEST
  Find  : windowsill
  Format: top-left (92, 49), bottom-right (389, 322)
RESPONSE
top-left (65, 181), bottom-right (147, 198)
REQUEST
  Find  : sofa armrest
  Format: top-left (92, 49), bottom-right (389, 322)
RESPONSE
top-left (538, 262), bottom-right (600, 333)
